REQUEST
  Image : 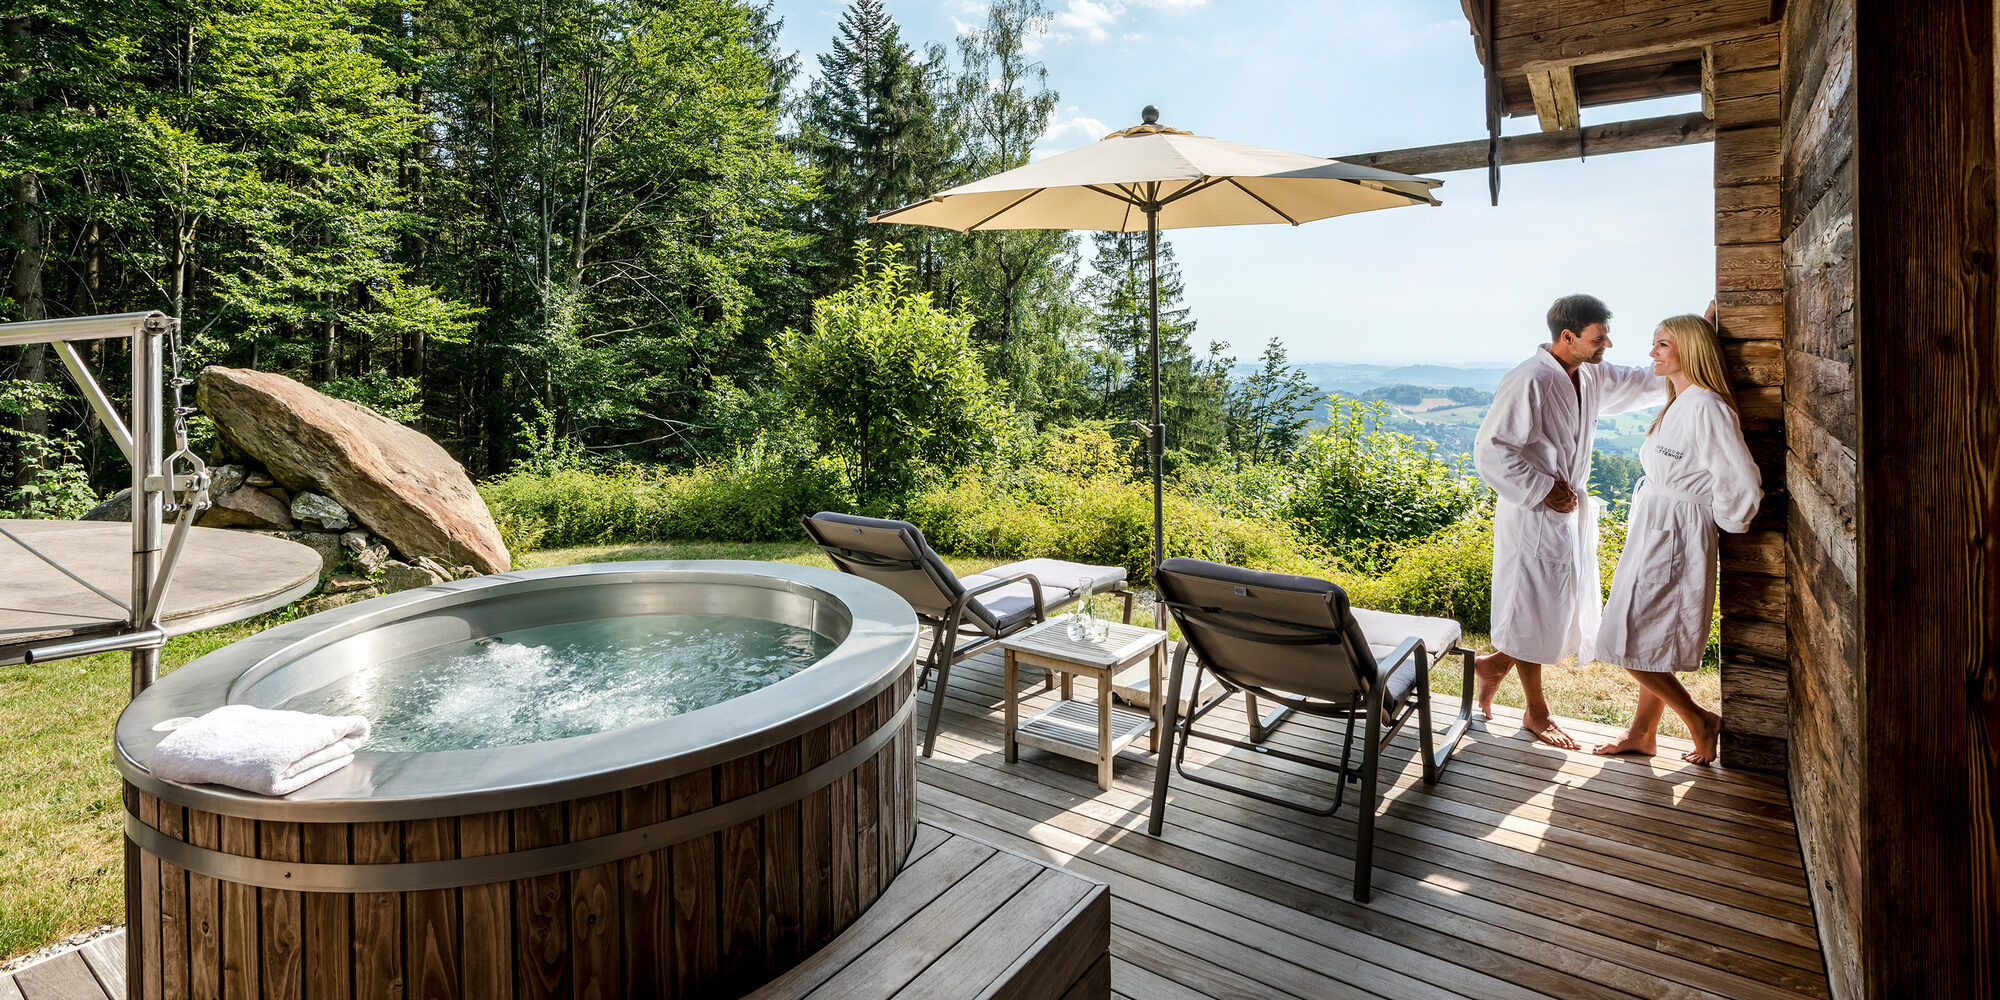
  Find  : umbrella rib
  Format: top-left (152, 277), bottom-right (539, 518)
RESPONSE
top-left (966, 188), bottom-right (1049, 231)
top-left (1083, 183), bottom-right (1142, 205)
top-left (1225, 178), bottom-right (1300, 225)
top-left (1157, 176), bottom-right (1228, 207)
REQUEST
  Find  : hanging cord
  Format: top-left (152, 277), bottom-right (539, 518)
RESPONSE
top-left (159, 317), bottom-right (210, 516)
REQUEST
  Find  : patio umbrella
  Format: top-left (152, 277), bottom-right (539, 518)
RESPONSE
top-left (871, 107), bottom-right (1442, 606)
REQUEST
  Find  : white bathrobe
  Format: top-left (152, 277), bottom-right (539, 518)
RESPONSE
top-left (1474, 347), bottom-right (1665, 665)
top-left (1596, 387), bottom-right (1762, 672)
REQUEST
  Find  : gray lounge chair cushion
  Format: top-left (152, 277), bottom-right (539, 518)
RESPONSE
top-left (1157, 557), bottom-right (1460, 714)
top-left (803, 512), bottom-right (965, 621)
top-left (960, 558), bottom-right (1128, 627)
top-left (1351, 608), bottom-right (1462, 664)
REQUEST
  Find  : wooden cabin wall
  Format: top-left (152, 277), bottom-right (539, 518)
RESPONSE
top-left (1778, 0), bottom-right (1859, 994)
top-left (1783, 0), bottom-right (2000, 996)
top-left (1710, 24), bottom-right (1791, 775)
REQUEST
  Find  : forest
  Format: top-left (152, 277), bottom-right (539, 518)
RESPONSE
top-left (0, 0), bottom-right (1519, 630)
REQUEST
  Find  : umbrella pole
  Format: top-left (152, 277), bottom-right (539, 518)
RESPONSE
top-left (1147, 207), bottom-right (1164, 628)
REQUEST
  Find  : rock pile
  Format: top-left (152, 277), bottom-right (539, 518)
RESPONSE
top-left (83, 366), bottom-right (511, 615)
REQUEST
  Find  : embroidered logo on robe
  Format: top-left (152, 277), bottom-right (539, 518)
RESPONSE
top-left (1654, 445), bottom-right (1686, 460)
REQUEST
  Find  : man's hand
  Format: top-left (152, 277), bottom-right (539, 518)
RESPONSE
top-left (1543, 480), bottom-right (1578, 513)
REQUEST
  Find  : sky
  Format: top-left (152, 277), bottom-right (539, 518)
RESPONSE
top-left (771, 0), bottom-right (1715, 367)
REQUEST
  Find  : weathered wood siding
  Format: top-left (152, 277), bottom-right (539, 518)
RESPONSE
top-left (1783, 0), bottom-right (2000, 996)
top-left (1780, 0), bottom-right (1859, 994)
top-left (1712, 24), bottom-right (1791, 774)
top-left (1849, 1), bottom-right (2000, 996)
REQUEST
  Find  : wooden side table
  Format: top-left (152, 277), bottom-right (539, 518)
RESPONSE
top-left (999, 618), bottom-right (1168, 791)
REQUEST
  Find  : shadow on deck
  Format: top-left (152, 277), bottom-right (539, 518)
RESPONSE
top-left (4, 638), bottom-right (1826, 1000)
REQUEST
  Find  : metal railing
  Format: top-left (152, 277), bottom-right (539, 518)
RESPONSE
top-left (0, 310), bottom-right (201, 694)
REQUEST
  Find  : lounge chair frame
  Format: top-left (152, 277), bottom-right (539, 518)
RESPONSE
top-left (1146, 588), bottom-right (1474, 902)
top-left (801, 515), bottom-right (1134, 758)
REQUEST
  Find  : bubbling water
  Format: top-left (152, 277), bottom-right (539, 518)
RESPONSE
top-left (276, 614), bottom-right (836, 752)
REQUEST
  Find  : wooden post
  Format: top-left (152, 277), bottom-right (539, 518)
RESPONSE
top-left (1710, 24), bottom-right (1790, 774)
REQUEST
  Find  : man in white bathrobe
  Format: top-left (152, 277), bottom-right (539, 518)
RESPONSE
top-left (1471, 294), bottom-right (1665, 749)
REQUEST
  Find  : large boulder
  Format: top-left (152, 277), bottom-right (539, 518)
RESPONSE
top-left (197, 367), bottom-right (510, 574)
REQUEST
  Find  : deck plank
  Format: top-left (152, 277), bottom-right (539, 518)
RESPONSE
top-left (10, 952), bottom-right (110, 1000)
top-left (6, 633), bottom-right (1826, 1000)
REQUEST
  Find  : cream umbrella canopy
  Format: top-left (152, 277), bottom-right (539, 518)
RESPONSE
top-left (870, 108), bottom-right (1442, 598)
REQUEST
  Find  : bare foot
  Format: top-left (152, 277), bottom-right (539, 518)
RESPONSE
top-left (1522, 714), bottom-right (1580, 751)
top-left (1592, 732), bottom-right (1657, 756)
top-left (1681, 708), bottom-right (1723, 765)
top-left (1472, 653), bottom-right (1511, 720)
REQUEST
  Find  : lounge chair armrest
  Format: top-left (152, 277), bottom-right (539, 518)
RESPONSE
top-left (961, 570), bottom-right (1047, 610)
top-left (1375, 636), bottom-right (1424, 675)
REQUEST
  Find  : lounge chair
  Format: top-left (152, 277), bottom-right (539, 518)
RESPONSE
top-left (801, 512), bottom-right (1134, 757)
top-left (1145, 557), bottom-right (1473, 902)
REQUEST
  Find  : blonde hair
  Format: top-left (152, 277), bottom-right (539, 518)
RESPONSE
top-left (1648, 314), bottom-right (1736, 435)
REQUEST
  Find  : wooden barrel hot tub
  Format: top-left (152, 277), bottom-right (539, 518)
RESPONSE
top-left (115, 561), bottom-right (919, 999)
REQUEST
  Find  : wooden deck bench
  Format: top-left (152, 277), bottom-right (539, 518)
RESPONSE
top-left (746, 821), bottom-right (1110, 1000)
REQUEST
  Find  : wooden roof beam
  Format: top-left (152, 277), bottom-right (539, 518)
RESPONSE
top-left (1491, 0), bottom-right (1775, 76)
top-left (1332, 111), bottom-right (1712, 177)
top-left (1527, 66), bottom-right (1581, 131)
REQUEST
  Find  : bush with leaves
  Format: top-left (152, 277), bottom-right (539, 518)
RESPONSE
top-left (1285, 395), bottom-right (1491, 572)
top-left (481, 444), bottom-right (851, 552)
top-left (772, 245), bottom-right (1007, 506)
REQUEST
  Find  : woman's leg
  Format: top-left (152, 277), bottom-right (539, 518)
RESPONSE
top-left (1591, 681), bottom-right (1666, 755)
top-left (1628, 669), bottom-right (1723, 764)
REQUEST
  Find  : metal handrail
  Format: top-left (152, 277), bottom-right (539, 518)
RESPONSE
top-left (0, 310), bottom-right (180, 691)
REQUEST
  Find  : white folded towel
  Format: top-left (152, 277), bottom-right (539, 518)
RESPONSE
top-left (149, 705), bottom-right (370, 796)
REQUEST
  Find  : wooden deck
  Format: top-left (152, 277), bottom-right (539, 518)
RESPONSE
top-left (3, 638), bottom-right (1827, 1000)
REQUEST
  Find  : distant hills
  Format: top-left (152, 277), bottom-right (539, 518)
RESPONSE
top-left (1249, 359), bottom-right (1657, 460)
top-left (1276, 362), bottom-right (1519, 396)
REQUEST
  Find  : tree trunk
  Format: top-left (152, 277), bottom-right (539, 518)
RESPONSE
top-left (6, 14), bottom-right (48, 489)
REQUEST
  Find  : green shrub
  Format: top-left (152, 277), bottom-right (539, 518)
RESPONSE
top-left (1284, 396), bottom-right (1491, 571)
top-left (481, 451), bottom-right (850, 552)
top-left (1342, 516), bottom-right (1494, 633)
top-left (907, 451), bottom-right (1324, 585)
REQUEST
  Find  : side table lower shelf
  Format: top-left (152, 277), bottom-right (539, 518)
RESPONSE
top-left (1016, 698), bottom-right (1155, 763)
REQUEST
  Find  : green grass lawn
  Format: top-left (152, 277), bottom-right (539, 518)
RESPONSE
top-left (0, 539), bottom-right (1714, 962)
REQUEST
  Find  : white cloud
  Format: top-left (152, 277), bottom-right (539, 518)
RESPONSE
top-left (1045, 0), bottom-right (1206, 46)
top-left (1039, 114), bottom-right (1112, 149)
top-left (1052, 0), bottom-right (1119, 43)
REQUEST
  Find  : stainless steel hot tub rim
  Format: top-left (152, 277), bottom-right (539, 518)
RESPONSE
top-left (114, 559), bottom-right (919, 824)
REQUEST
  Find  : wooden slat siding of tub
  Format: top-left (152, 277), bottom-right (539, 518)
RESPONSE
top-left (350, 821), bottom-right (401, 1000)
top-left (137, 792), bottom-right (162, 1000)
top-left (800, 717), bottom-right (835, 948)
top-left (457, 811), bottom-right (512, 999)
top-left (617, 783), bottom-right (671, 995)
top-left (512, 802), bottom-right (569, 1000)
top-left (718, 754), bottom-right (766, 993)
top-left (669, 770), bottom-right (718, 994)
top-left (257, 819), bottom-right (304, 1000)
top-left (155, 799), bottom-right (188, 1000)
top-left (829, 706), bottom-right (859, 930)
top-left (762, 737), bottom-right (804, 972)
top-left (403, 816), bottom-right (460, 1000)
top-left (877, 686), bottom-right (898, 896)
top-left (568, 792), bottom-right (621, 1000)
top-left (854, 693), bottom-right (881, 915)
top-left (299, 821), bottom-right (349, 1000)
top-left (217, 815), bottom-right (260, 1000)
top-left (186, 809), bottom-right (224, 1000)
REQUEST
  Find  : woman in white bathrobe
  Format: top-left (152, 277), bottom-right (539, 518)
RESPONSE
top-left (1592, 314), bottom-right (1761, 765)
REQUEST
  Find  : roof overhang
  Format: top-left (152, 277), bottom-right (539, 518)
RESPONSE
top-left (1460, 0), bottom-right (1781, 132)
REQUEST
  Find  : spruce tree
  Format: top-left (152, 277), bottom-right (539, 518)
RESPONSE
top-left (798, 0), bottom-right (949, 294)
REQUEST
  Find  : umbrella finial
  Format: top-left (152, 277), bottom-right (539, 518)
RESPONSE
top-left (1142, 105), bottom-right (1159, 125)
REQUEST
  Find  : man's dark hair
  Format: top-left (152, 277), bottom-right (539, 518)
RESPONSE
top-left (1547, 294), bottom-right (1612, 341)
